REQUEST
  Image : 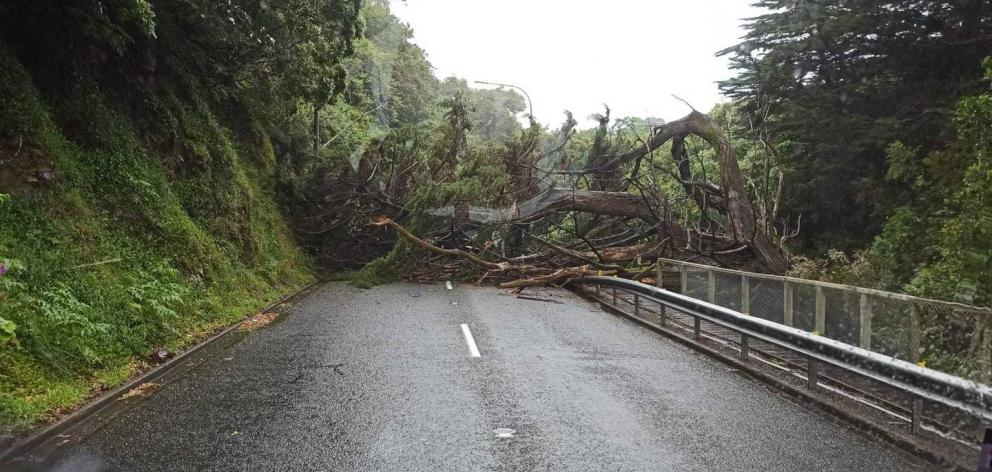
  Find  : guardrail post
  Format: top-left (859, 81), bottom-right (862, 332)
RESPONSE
top-left (784, 280), bottom-right (794, 327)
top-left (707, 269), bottom-right (716, 303)
top-left (815, 286), bottom-right (826, 335)
top-left (741, 275), bottom-right (750, 314)
top-left (859, 293), bottom-right (872, 350)
top-left (807, 358), bottom-right (818, 391)
top-left (594, 283), bottom-right (600, 297)
top-left (908, 302), bottom-right (921, 363)
top-left (680, 263), bottom-right (688, 294)
top-left (565, 274), bottom-right (987, 425)
top-left (911, 398), bottom-right (923, 435)
top-left (656, 260), bottom-right (663, 288)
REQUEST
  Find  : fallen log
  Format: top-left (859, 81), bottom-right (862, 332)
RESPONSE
top-left (497, 266), bottom-right (618, 289)
top-left (373, 216), bottom-right (620, 289)
top-left (372, 216), bottom-right (509, 272)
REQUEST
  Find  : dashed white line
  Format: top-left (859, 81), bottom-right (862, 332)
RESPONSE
top-left (460, 324), bottom-right (481, 358)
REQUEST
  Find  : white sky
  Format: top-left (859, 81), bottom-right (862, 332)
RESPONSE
top-left (389, 0), bottom-right (763, 127)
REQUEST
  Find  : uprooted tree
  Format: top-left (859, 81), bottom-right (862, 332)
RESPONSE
top-left (297, 101), bottom-right (792, 287)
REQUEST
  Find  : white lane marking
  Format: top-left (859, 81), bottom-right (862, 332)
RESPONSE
top-left (460, 324), bottom-right (481, 358)
top-left (445, 281), bottom-right (453, 290)
top-left (494, 428), bottom-right (516, 439)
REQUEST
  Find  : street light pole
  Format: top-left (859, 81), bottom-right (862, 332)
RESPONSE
top-left (473, 80), bottom-right (533, 121)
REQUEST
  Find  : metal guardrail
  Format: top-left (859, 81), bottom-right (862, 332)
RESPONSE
top-left (657, 258), bottom-right (992, 383)
top-left (566, 276), bottom-right (992, 435)
top-left (660, 258), bottom-right (992, 310)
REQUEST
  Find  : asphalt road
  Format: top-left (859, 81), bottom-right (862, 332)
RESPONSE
top-left (5, 282), bottom-right (926, 471)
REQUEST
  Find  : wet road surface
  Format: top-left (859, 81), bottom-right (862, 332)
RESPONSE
top-left (5, 283), bottom-right (926, 471)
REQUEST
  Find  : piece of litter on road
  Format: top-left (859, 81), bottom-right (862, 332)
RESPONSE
top-left (493, 428), bottom-right (516, 439)
top-left (451, 301), bottom-right (458, 305)
top-left (241, 312), bottom-right (279, 331)
top-left (121, 382), bottom-right (159, 400)
top-left (445, 281), bottom-right (452, 290)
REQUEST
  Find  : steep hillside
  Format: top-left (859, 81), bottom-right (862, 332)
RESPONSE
top-left (0, 45), bottom-right (313, 434)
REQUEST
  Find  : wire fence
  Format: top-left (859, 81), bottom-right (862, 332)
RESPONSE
top-left (658, 259), bottom-right (992, 384)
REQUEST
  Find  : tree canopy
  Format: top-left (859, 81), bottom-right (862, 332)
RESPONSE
top-left (720, 0), bottom-right (992, 250)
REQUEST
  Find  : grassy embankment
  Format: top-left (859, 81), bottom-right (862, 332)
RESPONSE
top-left (0, 48), bottom-right (314, 435)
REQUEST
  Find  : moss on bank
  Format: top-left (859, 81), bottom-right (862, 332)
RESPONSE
top-left (0, 49), bottom-right (314, 434)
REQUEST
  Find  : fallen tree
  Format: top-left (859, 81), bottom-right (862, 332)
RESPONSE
top-left (372, 217), bottom-right (620, 288)
top-left (306, 106), bottom-right (792, 287)
top-left (424, 110), bottom-right (789, 274)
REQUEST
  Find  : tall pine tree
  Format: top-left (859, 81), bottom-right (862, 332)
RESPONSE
top-left (721, 0), bottom-right (992, 250)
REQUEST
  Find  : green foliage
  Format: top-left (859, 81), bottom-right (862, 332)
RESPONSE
top-left (0, 318), bottom-right (15, 346)
top-left (866, 206), bottom-right (919, 289)
top-left (333, 238), bottom-right (409, 289)
top-left (902, 84), bottom-right (992, 305)
top-left (289, 0), bottom-right (535, 275)
top-left (121, 0), bottom-right (157, 38)
top-left (722, 0), bottom-right (992, 250)
top-left (804, 58), bottom-right (992, 307)
top-left (0, 36), bottom-right (314, 432)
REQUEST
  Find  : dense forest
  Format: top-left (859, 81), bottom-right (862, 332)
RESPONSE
top-left (0, 0), bottom-right (990, 437)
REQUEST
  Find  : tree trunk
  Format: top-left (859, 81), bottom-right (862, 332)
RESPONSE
top-left (429, 111), bottom-right (790, 274)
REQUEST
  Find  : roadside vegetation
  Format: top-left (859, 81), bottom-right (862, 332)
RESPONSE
top-left (1, 0), bottom-right (990, 437)
top-left (0, 0), bottom-right (355, 433)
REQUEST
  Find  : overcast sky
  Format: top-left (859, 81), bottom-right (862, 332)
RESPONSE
top-left (389, 0), bottom-right (763, 127)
